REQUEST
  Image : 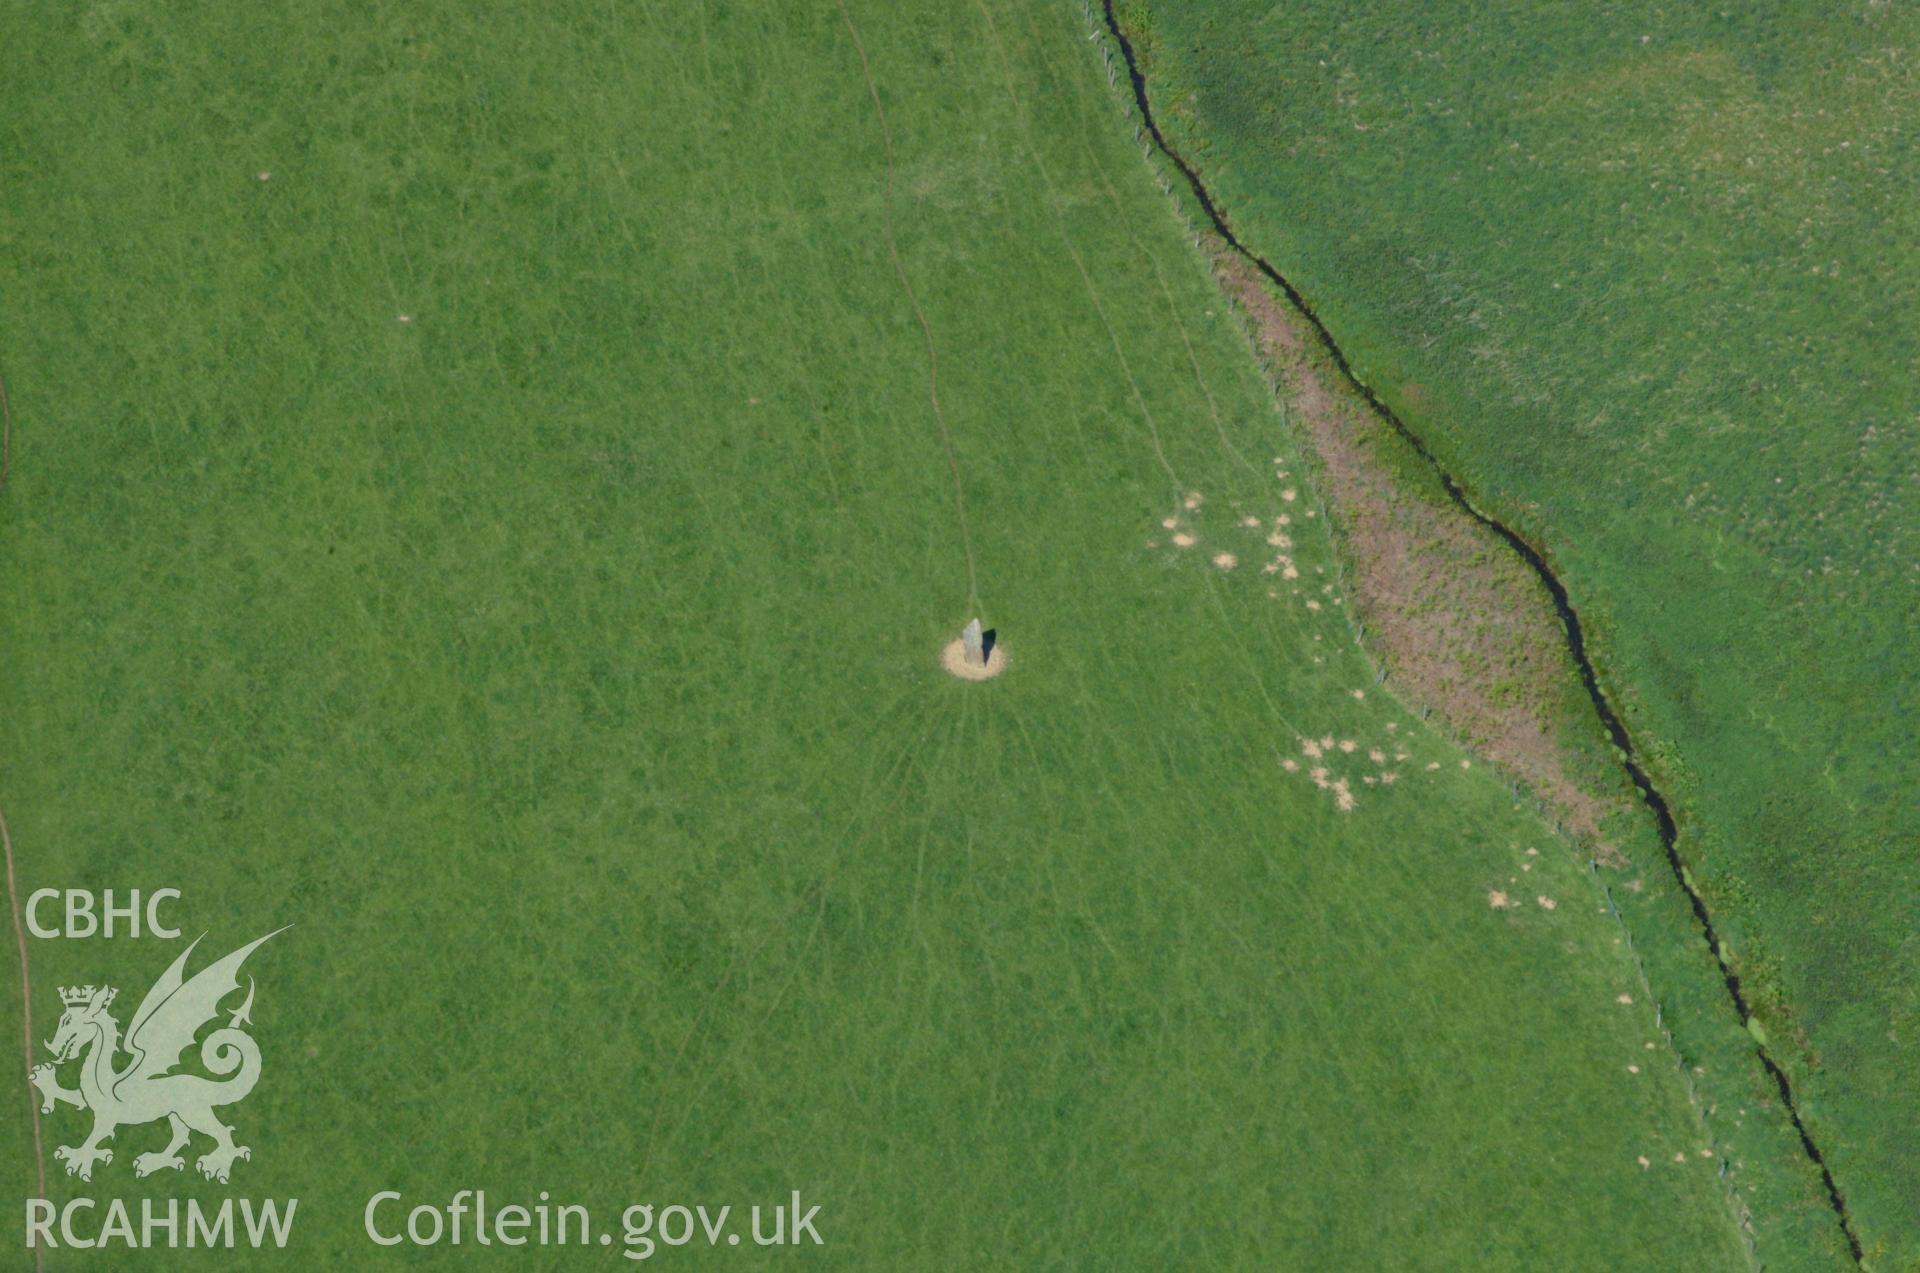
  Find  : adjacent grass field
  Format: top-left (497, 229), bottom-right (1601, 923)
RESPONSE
top-left (1122, 0), bottom-right (1920, 1262)
top-left (2, 1), bottom-right (1766, 1266)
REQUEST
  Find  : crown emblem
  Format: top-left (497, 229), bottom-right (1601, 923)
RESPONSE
top-left (58, 985), bottom-right (114, 1007)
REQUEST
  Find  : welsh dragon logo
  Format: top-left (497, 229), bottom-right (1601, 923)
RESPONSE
top-left (29, 929), bottom-right (285, 1183)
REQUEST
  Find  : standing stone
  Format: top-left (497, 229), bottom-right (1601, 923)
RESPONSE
top-left (961, 618), bottom-right (984, 665)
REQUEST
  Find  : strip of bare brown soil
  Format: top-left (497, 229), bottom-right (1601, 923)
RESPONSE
top-left (1102, 9), bottom-right (1863, 1251)
top-left (1206, 238), bottom-right (1625, 855)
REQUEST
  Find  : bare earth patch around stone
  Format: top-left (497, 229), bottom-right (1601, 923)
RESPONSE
top-left (941, 636), bottom-right (1008, 681)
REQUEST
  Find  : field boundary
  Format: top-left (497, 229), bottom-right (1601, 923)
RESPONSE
top-left (1092, 2), bottom-right (1863, 1261)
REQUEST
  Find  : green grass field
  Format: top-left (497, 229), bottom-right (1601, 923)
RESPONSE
top-left (1122, 0), bottom-right (1920, 1262)
top-left (0, 0), bottom-right (1813, 1267)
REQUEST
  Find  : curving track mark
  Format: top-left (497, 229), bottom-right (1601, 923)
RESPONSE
top-left (3, 807), bottom-right (44, 1273)
top-left (0, 369), bottom-right (44, 1272)
top-left (838, 0), bottom-right (982, 618)
top-left (2, 371), bottom-right (12, 492)
top-left (1095, 2), bottom-right (1862, 1261)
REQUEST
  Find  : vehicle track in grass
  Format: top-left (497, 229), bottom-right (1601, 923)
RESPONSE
top-left (4, 806), bottom-right (45, 1273)
top-left (1094, 2), bottom-right (1862, 1261)
top-left (0, 369), bottom-right (45, 1272)
top-left (837, 0), bottom-right (982, 620)
top-left (2, 370), bottom-right (13, 491)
